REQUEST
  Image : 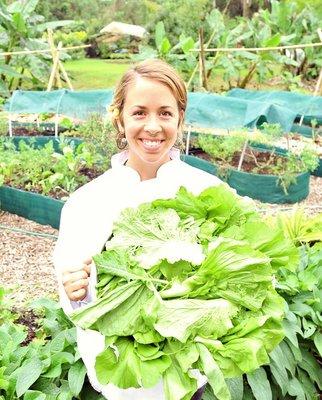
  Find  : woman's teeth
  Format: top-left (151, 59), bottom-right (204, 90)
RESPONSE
top-left (142, 139), bottom-right (162, 148)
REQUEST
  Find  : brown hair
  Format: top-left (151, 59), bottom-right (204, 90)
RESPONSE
top-left (110, 59), bottom-right (187, 149)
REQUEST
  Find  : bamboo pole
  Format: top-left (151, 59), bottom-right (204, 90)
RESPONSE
top-left (47, 51), bottom-right (60, 91)
top-left (47, 39), bottom-right (61, 91)
top-left (58, 58), bottom-right (74, 90)
top-left (191, 42), bottom-right (322, 53)
top-left (186, 26), bottom-right (219, 89)
top-left (313, 29), bottom-right (322, 96)
top-left (46, 29), bottom-right (73, 91)
top-left (0, 44), bottom-right (91, 57)
top-left (47, 29), bottom-right (62, 90)
top-left (237, 139), bottom-right (249, 171)
top-left (199, 27), bottom-right (208, 90)
top-left (299, 29), bottom-right (322, 126)
top-left (185, 125), bottom-right (192, 155)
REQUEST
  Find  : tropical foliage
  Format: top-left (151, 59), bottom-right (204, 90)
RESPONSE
top-left (0, 0), bottom-right (74, 97)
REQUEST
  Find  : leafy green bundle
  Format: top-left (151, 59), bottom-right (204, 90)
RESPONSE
top-left (70, 184), bottom-right (299, 400)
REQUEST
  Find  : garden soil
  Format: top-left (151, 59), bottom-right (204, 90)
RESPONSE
top-left (1, 176), bottom-right (321, 307)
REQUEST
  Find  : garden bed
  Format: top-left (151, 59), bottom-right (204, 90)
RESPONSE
top-left (185, 147), bottom-right (311, 203)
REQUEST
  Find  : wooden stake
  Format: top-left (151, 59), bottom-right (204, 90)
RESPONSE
top-left (185, 125), bottom-right (192, 155)
top-left (55, 42), bottom-right (63, 89)
top-left (47, 29), bottom-right (59, 91)
top-left (299, 29), bottom-right (322, 126)
top-left (237, 139), bottom-right (248, 171)
top-left (199, 28), bottom-right (208, 90)
top-left (0, 44), bottom-right (91, 57)
top-left (313, 29), bottom-right (322, 96)
top-left (58, 59), bottom-right (74, 90)
top-left (46, 29), bottom-right (73, 91)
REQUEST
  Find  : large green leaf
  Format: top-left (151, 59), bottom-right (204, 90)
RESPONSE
top-left (68, 360), bottom-right (87, 396)
top-left (313, 332), bottom-right (322, 357)
top-left (155, 21), bottom-right (166, 51)
top-left (287, 377), bottom-right (305, 400)
top-left (154, 298), bottom-right (237, 343)
top-left (15, 358), bottom-right (43, 397)
top-left (163, 355), bottom-right (197, 400)
top-left (247, 367), bottom-right (272, 400)
top-left (70, 280), bottom-right (142, 329)
top-left (36, 20), bottom-right (75, 33)
top-left (23, 391), bottom-right (46, 400)
top-left (197, 343), bottom-right (230, 400)
top-left (96, 337), bottom-right (171, 389)
top-left (12, 12), bottom-right (27, 34)
top-left (0, 63), bottom-right (24, 78)
top-left (262, 33), bottom-right (281, 47)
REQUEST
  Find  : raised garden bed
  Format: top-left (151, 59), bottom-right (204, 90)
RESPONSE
top-left (0, 185), bottom-right (64, 228)
top-left (182, 146), bottom-right (311, 204)
top-left (0, 137), bottom-right (107, 227)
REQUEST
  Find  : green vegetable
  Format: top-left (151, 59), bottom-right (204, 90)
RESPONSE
top-left (70, 184), bottom-right (298, 400)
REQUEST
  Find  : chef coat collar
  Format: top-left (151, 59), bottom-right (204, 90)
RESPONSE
top-left (111, 148), bottom-right (181, 181)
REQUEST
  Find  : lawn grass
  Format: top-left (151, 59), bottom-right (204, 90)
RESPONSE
top-left (64, 58), bottom-right (133, 89)
top-left (63, 58), bottom-right (292, 93)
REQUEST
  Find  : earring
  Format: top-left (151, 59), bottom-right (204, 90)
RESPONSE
top-left (116, 131), bottom-right (127, 149)
top-left (174, 132), bottom-right (184, 149)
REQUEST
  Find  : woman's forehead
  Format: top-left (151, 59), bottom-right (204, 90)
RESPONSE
top-left (124, 76), bottom-right (177, 107)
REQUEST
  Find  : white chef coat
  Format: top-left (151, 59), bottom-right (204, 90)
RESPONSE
top-left (53, 149), bottom-right (225, 400)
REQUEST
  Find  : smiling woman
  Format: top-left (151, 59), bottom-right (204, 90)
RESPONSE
top-left (118, 77), bottom-right (182, 179)
top-left (110, 59), bottom-right (186, 179)
top-left (53, 59), bottom-right (224, 400)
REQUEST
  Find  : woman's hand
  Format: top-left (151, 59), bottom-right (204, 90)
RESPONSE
top-left (62, 258), bottom-right (92, 301)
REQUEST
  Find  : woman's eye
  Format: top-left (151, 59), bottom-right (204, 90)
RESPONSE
top-left (161, 111), bottom-right (172, 117)
top-left (133, 111), bottom-right (145, 116)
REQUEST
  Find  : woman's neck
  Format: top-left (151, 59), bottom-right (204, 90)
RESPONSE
top-left (126, 153), bottom-right (171, 181)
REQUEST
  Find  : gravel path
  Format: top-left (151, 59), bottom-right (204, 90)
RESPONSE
top-left (1, 176), bottom-right (321, 306)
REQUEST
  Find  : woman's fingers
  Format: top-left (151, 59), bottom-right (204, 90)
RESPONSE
top-left (62, 270), bottom-right (88, 285)
top-left (83, 262), bottom-right (92, 275)
top-left (62, 259), bottom-right (93, 301)
top-left (70, 288), bottom-right (87, 301)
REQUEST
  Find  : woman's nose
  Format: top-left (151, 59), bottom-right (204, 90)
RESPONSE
top-left (144, 116), bottom-right (161, 134)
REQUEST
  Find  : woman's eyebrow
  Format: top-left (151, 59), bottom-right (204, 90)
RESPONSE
top-left (130, 105), bottom-right (175, 109)
top-left (131, 105), bottom-right (147, 109)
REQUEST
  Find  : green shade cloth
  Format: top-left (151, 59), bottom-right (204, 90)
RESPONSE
top-left (5, 89), bottom-right (114, 120)
top-left (5, 89), bottom-right (298, 132)
top-left (227, 88), bottom-right (322, 126)
top-left (186, 92), bottom-right (297, 131)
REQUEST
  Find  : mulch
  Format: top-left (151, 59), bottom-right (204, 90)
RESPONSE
top-left (0, 176), bottom-right (321, 307)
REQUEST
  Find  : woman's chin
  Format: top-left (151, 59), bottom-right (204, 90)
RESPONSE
top-left (133, 142), bottom-right (172, 164)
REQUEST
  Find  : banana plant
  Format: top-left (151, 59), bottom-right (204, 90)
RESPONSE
top-left (0, 0), bottom-right (74, 97)
top-left (132, 21), bottom-right (198, 81)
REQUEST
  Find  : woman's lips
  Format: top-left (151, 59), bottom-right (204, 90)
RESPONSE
top-left (139, 138), bottom-right (164, 151)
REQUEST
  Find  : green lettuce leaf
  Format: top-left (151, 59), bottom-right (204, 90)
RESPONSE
top-left (95, 337), bottom-right (171, 388)
top-left (154, 298), bottom-right (238, 343)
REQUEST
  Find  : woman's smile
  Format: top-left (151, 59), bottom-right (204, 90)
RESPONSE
top-left (139, 138), bottom-right (164, 152)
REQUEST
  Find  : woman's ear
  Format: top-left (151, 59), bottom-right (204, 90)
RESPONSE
top-left (116, 118), bottom-right (124, 133)
top-left (178, 110), bottom-right (185, 129)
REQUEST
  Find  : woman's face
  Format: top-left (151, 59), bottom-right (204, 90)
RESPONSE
top-left (119, 76), bottom-right (182, 165)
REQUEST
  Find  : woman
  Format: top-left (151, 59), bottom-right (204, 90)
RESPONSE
top-left (53, 59), bottom-right (224, 400)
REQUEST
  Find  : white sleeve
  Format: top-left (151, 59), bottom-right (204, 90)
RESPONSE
top-left (52, 192), bottom-right (101, 315)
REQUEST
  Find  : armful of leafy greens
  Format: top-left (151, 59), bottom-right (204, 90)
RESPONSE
top-left (70, 184), bottom-right (298, 400)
